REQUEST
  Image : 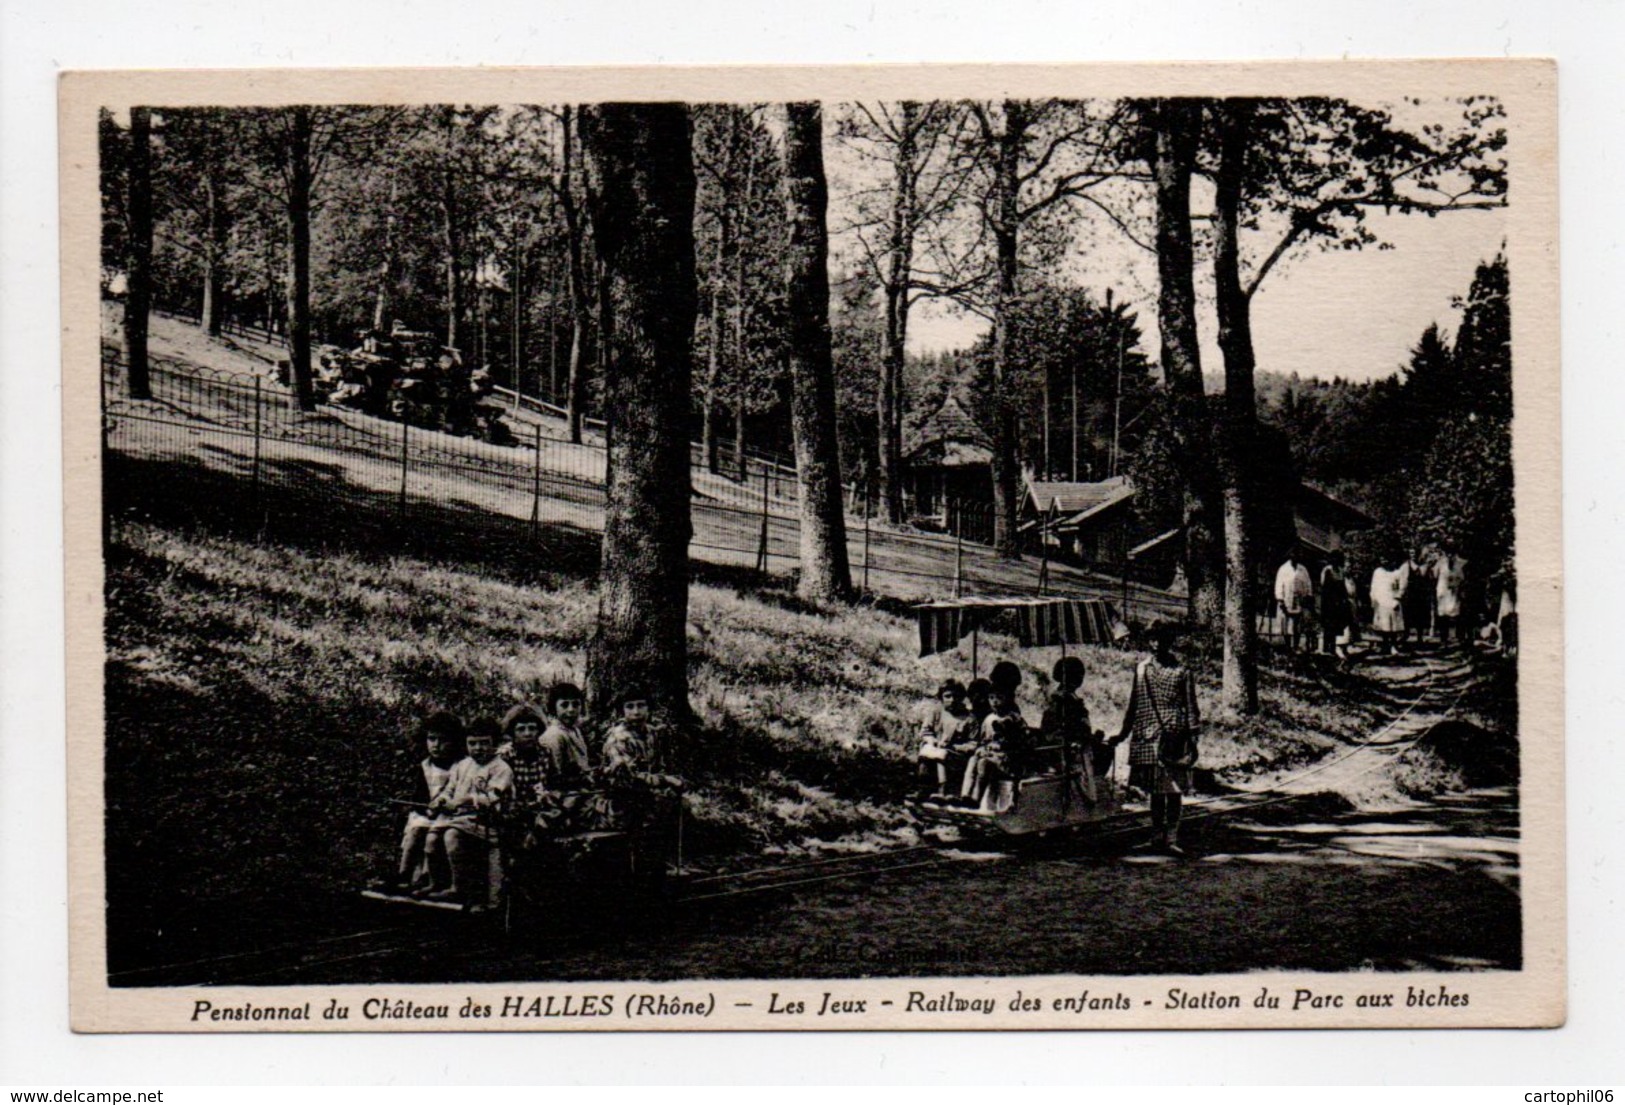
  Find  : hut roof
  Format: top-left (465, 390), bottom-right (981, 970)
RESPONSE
top-left (1027, 475), bottom-right (1135, 524)
top-left (905, 394), bottom-right (993, 460)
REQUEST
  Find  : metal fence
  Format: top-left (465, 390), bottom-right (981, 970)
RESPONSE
top-left (100, 341), bottom-right (1185, 621)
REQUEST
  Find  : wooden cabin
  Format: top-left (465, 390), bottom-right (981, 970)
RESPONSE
top-left (904, 394), bottom-right (995, 535)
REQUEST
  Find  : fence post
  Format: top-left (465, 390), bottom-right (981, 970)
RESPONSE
top-left (953, 500), bottom-right (964, 599)
top-left (755, 466), bottom-right (771, 576)
top-left (530, 422), bottom-right (543, 535)
top-left (397, 418), bottom-right (409, 523)
top-left (251, 375), bottom-right (263, 526)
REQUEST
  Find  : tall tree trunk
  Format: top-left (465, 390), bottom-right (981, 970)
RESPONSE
top-left (1214, 100), bottom-right (1260, 713)
top-left (441, 165), bottom-right (463, 348)
top-left (123, 106), bottom-right (154, 400)
top-left (580, 103), bottom-right (698, 725)
top-left (261, 217), bottom-right (279, 336)
top-left (703, 178), bottom-right (736, 476)
top-left (1150, 98), bottom-right (1218, 623)
top-left (373, 179), bottom-right (398, 333)
top-left (732, 140), bottom-right (758, 481)
top-left (879, 102), bottom-right (918, 525)
top-left (989, 101), bottom-right (1026, 560)
top-left (703, 234), bottom-right (726, 474)
top-left (200, 169), bottom-right (229, 337)
top-left (284, 106), bottom-right (316, 412)
top-left (781, 103), bottom-right (854, 603)
top-left (510, 238), bottom-right (524, 393)
top-left (558, 107), bottom-right (592, 444)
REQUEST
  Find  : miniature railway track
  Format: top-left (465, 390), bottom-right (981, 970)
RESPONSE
top-left (113, 651), bottom-right (1472, 987)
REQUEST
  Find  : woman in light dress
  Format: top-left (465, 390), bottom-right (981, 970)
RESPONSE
top-left (1434, 547), bottom-right (1469, 645)
top-left (1369, 555), bottom-right (1411, 654)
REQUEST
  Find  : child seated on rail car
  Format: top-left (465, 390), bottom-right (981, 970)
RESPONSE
top-left (961, 662), bottom-right (1029, 809)
top-left (500, 703), bottom-right (551, 845)
top-left (915, 679), bottom-right (975, 799)
top-left (500, 703), bottom-right (549, 810)
top-left (540, 682), bottom-right (594, 793)
top-left (382, 710), bottom-right (466, 896)
top-left (600, 689), bottom-right (682, 831)
top-left (424, 715), bottom-right (513, 909)
top-left (600, 690), bottom-right (659, 777)
top-left (1041, 656), bottom-right (1103, 801)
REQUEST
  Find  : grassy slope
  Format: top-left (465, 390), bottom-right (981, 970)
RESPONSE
top-left (105, 514), bottom-right (1398, 956)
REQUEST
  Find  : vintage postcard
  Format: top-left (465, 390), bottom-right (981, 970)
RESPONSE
top-left (61, 59), bottom-right (1561, 1032)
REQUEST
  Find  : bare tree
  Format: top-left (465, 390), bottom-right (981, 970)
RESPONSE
top-left (553, 106), bottom-right (597, 444)
top-left (781, 102), bottom-right (854, 602)
top-left (960, 99), bottom-right (1130, 558)
top-left (247, 105), bottom-right (399, 410)
top-left (580, 102), bottom-right (699, 723)
top-left (834, 101), bottom-right (975, 522)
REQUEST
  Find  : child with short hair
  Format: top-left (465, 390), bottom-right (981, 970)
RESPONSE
top-left (599, 689), bottom-right (679, 831)
top-left (1042, 655), bottom-right (1102, 801)
top-left (384, 710), bottom-right (466, 895)
top-left (426, 715), bottom-right (513, 907)
top-left (600, 689), bottom-right (661, 777)
top-left (540, 682), bottom-right (593, 792)
top-left (915, 679), bottom-right (973, 799)
top-left (500, 703), bottom-right (549, 812)
top-left (961, 662), bottom-right (1029, 809)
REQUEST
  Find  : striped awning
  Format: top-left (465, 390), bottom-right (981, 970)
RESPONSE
top-left (915, 596), bottom-right (1126, 658)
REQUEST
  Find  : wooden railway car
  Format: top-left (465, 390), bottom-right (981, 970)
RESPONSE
top-left (908, 595), bottom-right (1135, 838)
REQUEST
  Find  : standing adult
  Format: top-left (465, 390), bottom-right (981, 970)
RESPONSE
top-left (1403, 547), bottom-right (1435, 644)
top-left (1318, 551), bottom-right (1353, 660)
top-left (1112, 623), bottom-right (1200, 856)
top-left (1369, 555), bottom-right (1410, 655)
top-left (1435, 546), bottom-right (1469, 646)
top-left (1273, 549), bottom-right (1314, 652)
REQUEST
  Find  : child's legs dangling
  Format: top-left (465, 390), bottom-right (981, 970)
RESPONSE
top-left (443, 827), bottom-right (473, 897)
top-left (423, 826), bottom-right (452, 891)
top-left (397, 823), bottom-right (428, 883)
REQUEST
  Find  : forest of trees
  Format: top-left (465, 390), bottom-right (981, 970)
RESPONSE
top-left (103, 94), bottom-right (1510, 719)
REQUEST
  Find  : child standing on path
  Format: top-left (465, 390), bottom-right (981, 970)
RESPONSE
top-left (1113, 624), bottom-right (1200, 856)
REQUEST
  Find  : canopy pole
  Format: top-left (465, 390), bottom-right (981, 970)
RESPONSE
top-left (972, 627), bottom-right (980, 679)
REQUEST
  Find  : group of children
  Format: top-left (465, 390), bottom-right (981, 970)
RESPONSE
top-left (916, 624), bottom-right (1201, 854)
top-left (915, 655), bottom-right (1113, 811)
top-left (381, 682), bottom-right (673, 909)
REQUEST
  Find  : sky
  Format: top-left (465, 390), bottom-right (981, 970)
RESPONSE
top-left (829, 96), bottom-right (1513, 385)
top-left (905, 203), bottom-right (1508, 384)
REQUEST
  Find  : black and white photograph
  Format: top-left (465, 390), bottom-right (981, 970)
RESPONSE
top-left (61, 61), bottom-right (1561, 1030)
